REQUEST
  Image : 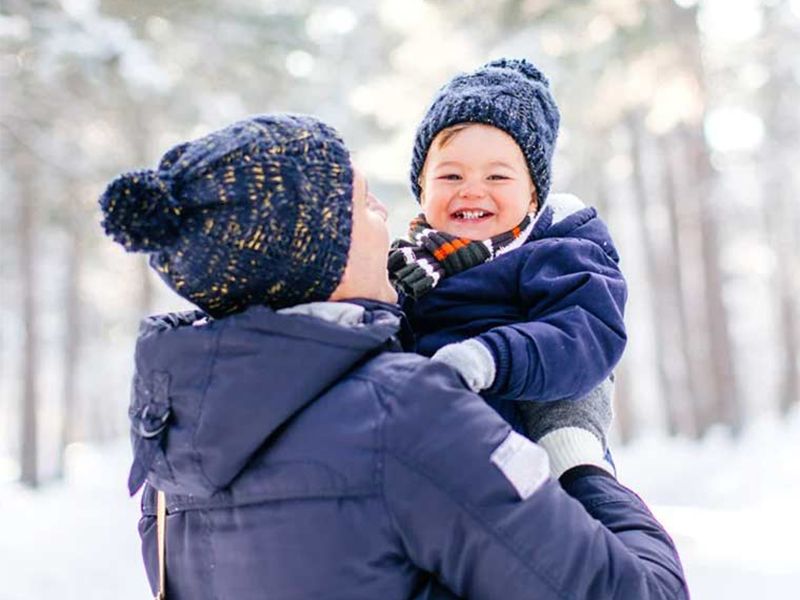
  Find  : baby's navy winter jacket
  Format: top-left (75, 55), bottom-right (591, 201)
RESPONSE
top-left (403, 195), bottom-right (628, 429)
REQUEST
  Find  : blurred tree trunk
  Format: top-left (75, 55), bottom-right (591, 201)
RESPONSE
top-left (131, 101), bottom-right (156, 317)
top-left (762, 143), bottom-right (799, 416)
top-left (613, 360), bottom-right (634, 445)
top-left (627, 112), bottom-right (698, 435)
top-left (17, 146), bottom-right (38, 487)
top-left (59, 184), bottom-right (83, 474)
top-left (657, 132), bottom-right (704, 435)
top-left (593, 148), bottom-right (633, 443)
top-left (761, 2), bottom-right (800, 415)
top-left (666, 1), bottom-right (743, 433)
top-left (777, 287), bottom-right (799, 414)
top-left (139, 258), bottom-right (154, 315)
top-left (678, 125), bottom-right (742, 432)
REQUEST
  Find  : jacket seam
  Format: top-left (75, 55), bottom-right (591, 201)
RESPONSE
top-left (348, 372), bottom-right (418, 570)
top-left (252, 325), bottom-right (395, 350)
top-left (573, 496), bottom-right (687, 594)
top-left (528, 235), bottom-right (620, 268)
top-left (350, 361), bottom-right (420, 391)
top-left (200, 507), bottom-right (220, 600)
top-left (191, 318), bottom-right (225, 491)
top-left (638, 554), bottom-right (686, 597)
top-left (370, 379), bottom-right (413, 563)
top-left (368, 370), bottom-right (573, 600)
top-left (386, 449), bottom-right (574, 600)
top-left (150, 488), bottom-right (380, 514)
top-left (481, 332), bottom-right (512, 397)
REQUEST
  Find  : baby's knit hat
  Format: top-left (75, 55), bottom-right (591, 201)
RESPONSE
top-left (410, 58), bottom-right (560, 204)
top-left (99, 114), bottom-right (354, 317)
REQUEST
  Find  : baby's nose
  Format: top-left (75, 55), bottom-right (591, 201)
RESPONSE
top-left (458, 180), bottom-right (487, 198)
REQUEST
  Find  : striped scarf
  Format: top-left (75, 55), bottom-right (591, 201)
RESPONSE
top-left (388, 213), bottom-right (535, 299)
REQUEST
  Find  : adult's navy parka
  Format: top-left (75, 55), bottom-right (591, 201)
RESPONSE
top-left (128, 301), bottom-right (686, 600)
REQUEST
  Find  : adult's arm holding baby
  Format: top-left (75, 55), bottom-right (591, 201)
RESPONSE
top-left (386, 360), bottom-right (688, 600)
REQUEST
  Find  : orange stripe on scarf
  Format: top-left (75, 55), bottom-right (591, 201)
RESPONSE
top-left (433, 238), bottom-right (470, 261)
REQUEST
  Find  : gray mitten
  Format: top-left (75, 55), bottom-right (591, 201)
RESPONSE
top-left (519, 377), bottom-right (614, 479)
top-left (431, 338), bottom-right (496, 393)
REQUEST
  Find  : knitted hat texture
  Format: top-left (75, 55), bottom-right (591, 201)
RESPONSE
top-left (410, 58), bottom-right (560, 203)
top-left (99, 114), bottom-right (354, 317)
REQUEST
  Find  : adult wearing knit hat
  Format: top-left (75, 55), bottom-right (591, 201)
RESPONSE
top-left (100, 114), bottom-right (355, 316)
top-left (410, 58), bottom-right (560, 205)
top-left (102, 113), bottom-right (686, 600)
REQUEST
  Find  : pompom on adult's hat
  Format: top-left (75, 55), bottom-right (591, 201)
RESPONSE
top-left (99, 114), bottom-right (354, 317)
top-left (410, 58), bottom-right (560, 205)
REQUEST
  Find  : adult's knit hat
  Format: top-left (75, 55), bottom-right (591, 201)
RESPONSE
top-left (99, 114), bottom-right (354, 317)
top-left (410, 58), bottom-right (560, 204)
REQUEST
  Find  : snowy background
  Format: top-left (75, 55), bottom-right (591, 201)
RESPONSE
top-left (2, 409), bottom-right (799, 599)
top-left (2, 1), bottom-right (799, 598)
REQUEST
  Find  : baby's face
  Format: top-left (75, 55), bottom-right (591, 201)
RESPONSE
top-left (419, 124), bottom-right (537, 240)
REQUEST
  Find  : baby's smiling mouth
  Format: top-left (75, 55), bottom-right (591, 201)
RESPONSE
top-left (451, 209), bottom-right (495, 221)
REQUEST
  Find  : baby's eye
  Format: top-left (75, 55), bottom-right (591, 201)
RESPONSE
top-left (487, 174), bottom-right (511, 181)
top-left (438, 174), bottom-right (462, 181)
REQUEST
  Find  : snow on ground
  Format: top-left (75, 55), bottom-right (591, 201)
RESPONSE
top-left (1, 409), bottom-right (799, 600)
top-left (0, 442), bottom-right (149, 600)
top-left (615, 408), bottom-right (800, 600)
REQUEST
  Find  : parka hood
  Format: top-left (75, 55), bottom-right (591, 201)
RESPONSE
top-left (127, 301), bottom-right (402, 496)
top-left (531, 193), bottom-right (620, 262)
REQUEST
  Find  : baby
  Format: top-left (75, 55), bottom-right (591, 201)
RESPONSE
top-left (389, 59), bottom-right (627, 468)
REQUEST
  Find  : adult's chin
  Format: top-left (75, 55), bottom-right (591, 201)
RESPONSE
top-left (381, 282), bottom-right (399, 305)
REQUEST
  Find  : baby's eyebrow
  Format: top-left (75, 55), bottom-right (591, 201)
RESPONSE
top-left (487, 160), bottom-right (517, 169)
top-left (432, 160), bottom-right (519, 170)
top-left (432, 160), bottom-right (463, 169)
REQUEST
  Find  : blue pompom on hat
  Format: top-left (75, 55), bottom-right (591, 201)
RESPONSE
top-left (99, 114), bottom-right (354, 317)
top-left (410, 58), bottom-right (560, 205)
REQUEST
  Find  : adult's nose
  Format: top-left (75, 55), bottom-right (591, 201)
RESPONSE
top-left (367, 193), bottom-right (389, 222)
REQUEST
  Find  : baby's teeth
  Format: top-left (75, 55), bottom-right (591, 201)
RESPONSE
top-left (454, 210), bottom-right (488, 220)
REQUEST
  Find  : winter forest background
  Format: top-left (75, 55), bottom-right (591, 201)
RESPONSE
top-left (1, 0), bottom-right (798, 598)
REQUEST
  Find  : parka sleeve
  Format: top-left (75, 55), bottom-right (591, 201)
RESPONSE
top-left (478, 237), bottom-right (627, 401)
top-left (381, 360), bottom-right (687, 600)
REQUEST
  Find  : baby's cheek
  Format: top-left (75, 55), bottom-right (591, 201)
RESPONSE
top-left (423, 208), bottom-right (445, 229)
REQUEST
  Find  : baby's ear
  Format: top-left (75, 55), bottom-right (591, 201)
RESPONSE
top-left (529, 189), bottom-right (539, 212)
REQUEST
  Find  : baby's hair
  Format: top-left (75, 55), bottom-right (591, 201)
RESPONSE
top-left (418, 123), bottom-right (478, 188)
top-left (433, 123), bottom-right (474, 150)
